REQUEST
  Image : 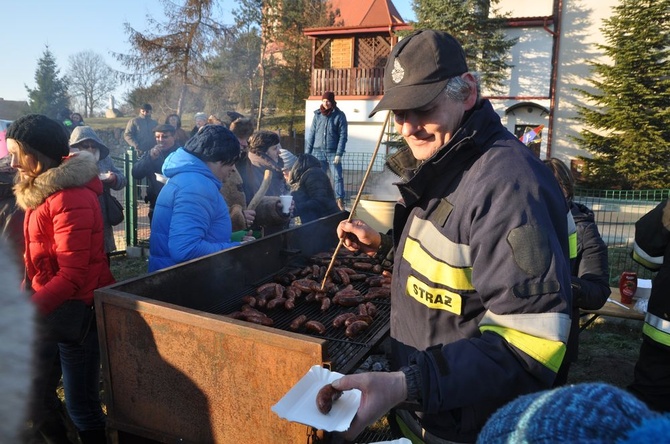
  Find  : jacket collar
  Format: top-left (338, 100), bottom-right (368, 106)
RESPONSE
top-left (14, 151), bottom-right (100, 210)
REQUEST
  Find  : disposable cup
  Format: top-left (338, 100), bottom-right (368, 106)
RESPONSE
top-left (280, 195), bottom-right (293, 215)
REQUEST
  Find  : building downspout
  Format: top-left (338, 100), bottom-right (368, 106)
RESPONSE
top-left (546, 0), bottom-right (564, 159)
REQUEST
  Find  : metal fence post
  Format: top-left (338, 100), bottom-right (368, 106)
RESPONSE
top-left (124, 149), bottom-right (139, 247)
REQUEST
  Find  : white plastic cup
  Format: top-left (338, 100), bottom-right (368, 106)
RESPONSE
top-left (279, 195), bottom-right (293, 215)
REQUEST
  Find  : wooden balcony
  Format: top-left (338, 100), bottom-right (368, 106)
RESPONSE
top-left (311, 67), bottom-right (384, 97)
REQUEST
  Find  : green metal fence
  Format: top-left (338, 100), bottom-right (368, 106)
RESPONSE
top-left (110, 151), bottom-right (666, 286)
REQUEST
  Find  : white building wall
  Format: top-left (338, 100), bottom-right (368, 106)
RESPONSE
top-left (305, 0), bottom-right (621, 164)
top-left (551, 0), bottom-right (618, 165)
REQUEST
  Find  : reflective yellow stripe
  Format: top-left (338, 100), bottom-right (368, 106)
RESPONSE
top-left (408, 218), bottom-right (471, 266)
top-left (568, 232), bottom-right (577, 259)
top-left (480, 325), bottom-right (566, 372)
top-left (480, 311), bottom-right (571, 342)
top-left (403, 238), bottom-right (473, 291)
top-left (406, 275), bottom-right (462, 314)
top-left (567, 212), bottom-right (577, 259)
top-left (632, 242), bottom-right (663, 271)
top-left (643, 313), bottom-right (670, 346)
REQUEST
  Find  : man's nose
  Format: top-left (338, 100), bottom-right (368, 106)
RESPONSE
top-left (398, 112), bottom-right (420, 137)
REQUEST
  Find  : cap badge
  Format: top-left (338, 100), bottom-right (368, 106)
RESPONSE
top-left (391, 58), bottom-right (404, 84)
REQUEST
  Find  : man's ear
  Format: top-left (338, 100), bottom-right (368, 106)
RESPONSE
top-left (462, 73), bottom-right (479, 111)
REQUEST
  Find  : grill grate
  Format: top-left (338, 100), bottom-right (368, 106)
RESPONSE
top-left (207, 265), bottom-right (391, 374)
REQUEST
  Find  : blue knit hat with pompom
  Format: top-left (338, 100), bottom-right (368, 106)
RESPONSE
top-left (477, 383), bottom-right (670, 443)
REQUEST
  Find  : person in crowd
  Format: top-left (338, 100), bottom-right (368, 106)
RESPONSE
top-left (0, 155), bottom-right (24, 266)
top-left (131, 124), bottom-right (179, 222)
top-left (221, 117), bottom-right (256, 232)
top-left (208, 114), bottom-right (224, 126)
top-left (628, 198), bottom-right (670, 412)
top-left (190, 112), bottom-right (208, 138)
top-left (305, 91), bottom-right (348, 211)
top-left (148, 125), bottom-right (254, 272)
top-left (7, 114), bottom-right (114, 443)
top-left (70, 126), bottom-right (128, 256)
top-left (165, 113), bottom-right (189, 148)
top-left (238, 130), bottom-right (292, 236)
top-left (124, 103), bottom-right (158, 155)
top-left (477, 382), bottom-right (670, 443)
top-left (544, 158), bottom-right (610, 386)
top-left (70, 112), bottom-right (85, 128)
top-left (279, 147), bottom-right (298, 183)
top-left (57, 108), bottom-right (75, 134)
top-left (332, 30), bottom-right (572, 442)
top-left (287, 153), bottom-right (340, 224)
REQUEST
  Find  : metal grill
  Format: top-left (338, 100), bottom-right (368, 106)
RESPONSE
top-left (207, 266), bottom-right (391, 374)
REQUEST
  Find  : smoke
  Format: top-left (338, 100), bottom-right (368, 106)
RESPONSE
top-left (0, 240), bottom-right (35, 441)
top-left (361, 169), bottom-right (401, 201)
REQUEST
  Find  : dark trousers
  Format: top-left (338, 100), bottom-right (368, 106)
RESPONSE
top-left (628, 337), bottom-right (670, 412)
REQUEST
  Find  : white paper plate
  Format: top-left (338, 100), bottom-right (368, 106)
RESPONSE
top-left (271, 365), bottom-right (361, 432)
top-left (98, 172), bottom-right (112, 180)
top-left (155, 173), bottom-right (168, 184)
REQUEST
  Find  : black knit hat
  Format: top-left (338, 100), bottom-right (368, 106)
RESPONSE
top-left (183, 124), bottom-right (240, 163)
top-left (370, 30), bottom-right (468, 117)
top-left (6, 114), bottom-right (70, 163)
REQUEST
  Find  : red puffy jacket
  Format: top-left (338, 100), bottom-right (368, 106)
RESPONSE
top-left (14, 152), bottom-right (115, 314)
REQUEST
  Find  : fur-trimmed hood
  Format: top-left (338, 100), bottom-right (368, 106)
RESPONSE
top-left (14, 151), bottom-right (101, 210)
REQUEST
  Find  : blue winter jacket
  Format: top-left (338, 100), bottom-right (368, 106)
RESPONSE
top-left (305, 107), bottom-right (348, 156)
top-left (148, 148), bottom-right (240, 272)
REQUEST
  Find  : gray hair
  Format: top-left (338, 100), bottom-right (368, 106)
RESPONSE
top-left (444, 72), bottom-right (481, 102)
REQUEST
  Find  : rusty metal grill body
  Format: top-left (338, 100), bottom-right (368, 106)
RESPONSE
top-left (95, 213), bottom-right (391, 443)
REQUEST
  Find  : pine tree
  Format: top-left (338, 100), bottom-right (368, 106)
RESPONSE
top-left (575, 0), bottom-right (670, 189)
top-left (413, 0), bottom-right (516, 93)
top-left (26, 46), bottom-right (70, 119)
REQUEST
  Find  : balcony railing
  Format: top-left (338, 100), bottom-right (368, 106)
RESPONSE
top-left (311, 67), bottom-right (384, 96)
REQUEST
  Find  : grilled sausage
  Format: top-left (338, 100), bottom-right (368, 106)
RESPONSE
top-left (332, 312), bottom-right (356, 328)
top-left (266, 297), bottom-right (287, 310)
top-left (243, 314), bottom-right (274, 326)
top-left (333, 293), bottom-right (366, 307)
top-left (289, 314), bottom-right (307, 331)
top-left (345, 320), bottom-right (369, 338)
top-left (320, 297), bottom-right (331, 312)
top-left (365, 287), bottom-right (391, 300)
top-left (292, 278), bottom-right (320, 293)
top-left (241, 295), bottom-right (257, 307)
top-left (284, 298), bottom-right (296, 310)
top-left (316, 383), bottom-right (343, 414)
top-left (305, 320), bottom-right (326, 335)
top-left (352, 262), bottom-right (374, 271)
top-left (365, 302), bottom-right (378, 318)
top-left (344, 315), bottom-right (373, 327)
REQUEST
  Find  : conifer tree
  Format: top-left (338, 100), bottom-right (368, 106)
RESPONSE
top-left (26, 46), bottom-right (70, 118)
top-left (575, 0), bottom-right (670, 189)
top-left (413, 0), bottom-right (515, 93)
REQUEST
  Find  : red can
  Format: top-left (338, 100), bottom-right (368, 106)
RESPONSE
top-left (619, 271), bottom-right (637, 305)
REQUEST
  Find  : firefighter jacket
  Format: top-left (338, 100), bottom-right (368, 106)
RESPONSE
top-left (385, 99), bottom-right (572, 442)
top-left (632, 199), bottom-right (670, 349)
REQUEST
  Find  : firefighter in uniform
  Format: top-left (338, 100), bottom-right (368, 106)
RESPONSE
top-left (333, 30), bottom-right (572, 443)
top-left (629, 198), bottom-right (670, 412)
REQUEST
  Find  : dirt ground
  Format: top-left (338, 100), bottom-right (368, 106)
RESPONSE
top-left (567, 316), bottom-right (644, 388)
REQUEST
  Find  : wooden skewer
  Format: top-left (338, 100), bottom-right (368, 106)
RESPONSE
top-left (321, 111), bottom-right (392, 290)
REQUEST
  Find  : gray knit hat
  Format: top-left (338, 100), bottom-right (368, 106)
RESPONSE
top-left (279, 148), bottom-right (297, 171)
top-left (69, 126), bottom-right (110, 159)
top-left (6, 114), bottom-right (70, 163)
top-left (183, 124), bottom-right (240, 163)
top-left (477, 383), bottom-right (662, 444)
